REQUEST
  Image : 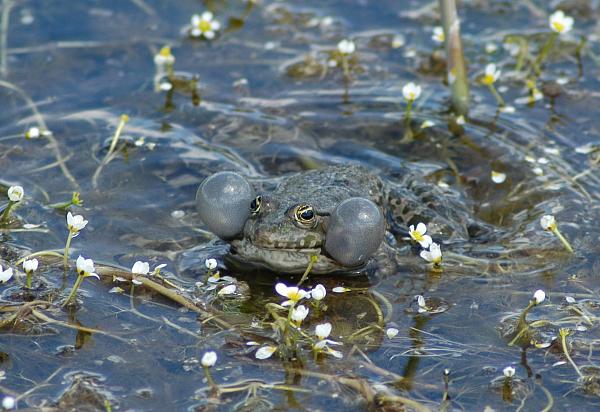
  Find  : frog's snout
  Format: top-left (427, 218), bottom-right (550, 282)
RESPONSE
top-left (196, 171), bottom-right (254, 240)
top-left (324, 197), bottom-right (385, 267)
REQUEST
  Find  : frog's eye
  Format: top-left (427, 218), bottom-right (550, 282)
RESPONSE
top-left (250, 195), bottom-right (262, 214)
top-left (295, 204), bottom-right (315, 224)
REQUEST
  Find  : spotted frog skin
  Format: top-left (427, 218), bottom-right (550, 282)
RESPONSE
top-left (217, 164), bottom-right (474, 274)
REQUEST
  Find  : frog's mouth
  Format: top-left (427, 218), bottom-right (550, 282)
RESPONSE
top-left (228, 238), bottom-right (352, 274)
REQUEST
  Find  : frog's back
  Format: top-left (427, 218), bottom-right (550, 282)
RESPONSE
top-left (272, 164), bottom-right (384, 212)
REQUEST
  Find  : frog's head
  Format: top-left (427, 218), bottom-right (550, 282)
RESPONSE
top-left (196, 172), bottom-right (385, 274)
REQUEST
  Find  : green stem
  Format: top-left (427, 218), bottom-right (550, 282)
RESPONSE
top-left (487, 84), bottom-right (505, 107)
top-left (552, 227), bottom-right (573, 253)
top-left (283, 302), bottom-right (296, 348)
top-left (63, 231), bottom-right (74, 268)
top-left (0, 201), bottom-right (14, 223)
top-left (502, 377), bottom-right (513, 402)
top-left (340, 54), bottom-right (350, 82)
top-left (26, 271), bottom-right (32, 288)
top-left (439, 0), bottom-right (470, 115)
top-left (297, 255), bottom-right (318, 287)
top-left (63, 274), bottom-right (84, 307)
top-left (534, 32), bottom-right (558, 74)
top-left (107, 114), bottom-right (129, 157)
top-left (404, 99), bottom-right (414, 124)
top-left (203, 367), bottom-right (219, 394)
top-left (559, 330), bottom-right (584, 379)
top-left (15, 250), bottom-right (63, 266)
top-left (508, 300), bottom-right (535, 346)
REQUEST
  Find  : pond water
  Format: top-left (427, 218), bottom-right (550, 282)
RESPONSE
top-left (2, 0), bottom-right (600, 410)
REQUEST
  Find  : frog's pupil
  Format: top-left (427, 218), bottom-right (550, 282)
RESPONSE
top-left (251, 196), bottom-right (261, 212)
top-left (301, 209), bottom-right (314, 220)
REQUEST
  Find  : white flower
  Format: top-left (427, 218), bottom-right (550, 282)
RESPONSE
top-left (131, 261), bottom-right (150, 275)
top-left (420, 243), bottom-right (442, 265)
top-left (456, 115), bottom-right (466, 125)
top-left (154, 46), bottom-right (175, 67)
top-left (310, 284), bottom-right (326, 301)
top-left (76, 255), bottom-right (99, 279)
top-left (402, 82), bottom-right (422, 101)
top-left (275, 283), bottom-right (308, 306)
top-left (503, 366), bottom-right (516, 377)
top-left (485, 43), bottom-right (498, 54)
top-left (315, 322), bottom-right (332, 340)
top-left (386, 327), bottom-right (399, 339)
top-left (152, 263), bottom-right (167, 276)
top-left (0, 266), bottom-right (13, 283)
top-left (565, 296), bottom-right (576, 304)
top-left (24, 127), bottom-right (50, 139)
top-left (337, 39), bottom-right (356, 55)
top-left (25, 127), bottom-right (40, 138)
top-left (7, 186), bottom-right (24, 202)
top-left (159, 81), bottom-right (173, 91)
top-left (499, 105), bottom-right (516, 114)
top-left (2, 396), bottom-right (15, 410)
top-left (255, 345), bottom-right (277, 359)
top-left (549, 10), bottom-right (574, 34)
top-left (201, 351), bottom-right (217, 367)
top-left (533, 289), bottom-right (546, 305)
top-left (218, 284), bottom-right (237, 296)
top-left (332, 286), bottom-right (350, 293)
top-left (23, 258), bottom-right (38, 274)
top-left (416, 295), bottom-right (428, 313)
top-left (408, 222), bottom-right (432, 248)
top-left (66, 212), bottom-right (88, 232)
top-left (207, 273), bottom-right (221, 283)
top-left (491, 171), bottom-right (507, 184)
top-left (432, 26), bottom-right (444, 43)
top-left (540, 215), bottom-right (556, 231)
top-left (482, 63), bottom-right (501, 85)
top-left (291, 305), bottom-right (309, 325)
top-left (205, 258), bottom-right (218, 270)
top-left (326, 348), bottom-right (343, 358)
top-left (190, 11), bottom-right (221, 39)
top-left (420, 120), bottom-right (435, 129)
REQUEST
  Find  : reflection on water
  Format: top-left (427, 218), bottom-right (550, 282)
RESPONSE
top-left (1, 0), bottom-right (600, 410)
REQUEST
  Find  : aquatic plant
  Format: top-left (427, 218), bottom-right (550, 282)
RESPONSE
top-left (63, 212), bottom-right (88, 268)
top-left (480, 63), bottom-right (505, 107)
top-left (0, 185), bottom-right (23, 223)
top-left (439, 0), bottom-right (470, 115)
top-left (0, 265), bottom-right (13, 283)
top-left (201, 351), bottom-right (219, 394)
top-left (408, 222), bottom-right (432, 248)
top-left (22, 258), bottom-right (38, 289)
top-left (540, 214), bottom-right (573, 253)
top-left (420, 242), bottom-right (442, 270)
top-left (190, 12), bottom-right (221, 40)
top-left (534, 10), bottom-right (574, 74)
top-left (508, 289), bottom-right (546, 346)
top-left (63, 256), bottom-right (99, 307)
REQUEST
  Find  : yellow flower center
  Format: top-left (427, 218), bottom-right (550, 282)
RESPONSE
top-left (198, 19), bottom-right (212, 32)
top-left (482, 74), bottom-right (495, 86)
top-left (552, 21), bottom-right (564, 33)
top-left (288, 291), bottom-right (302, 301)
top-left (159, 46), bottom-right (172, 57)
top-left (412, 232), bottom-right (424, 242)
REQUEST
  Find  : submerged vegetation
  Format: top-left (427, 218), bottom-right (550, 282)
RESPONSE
top-left (0, 0), bottom-right (600, 410)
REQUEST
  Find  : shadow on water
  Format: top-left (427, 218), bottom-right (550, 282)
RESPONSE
top-left (2, 0), bottom-right (600, 410)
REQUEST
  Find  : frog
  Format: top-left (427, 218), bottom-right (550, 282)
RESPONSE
top-left (196, 164), bottom-right (477, 275)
